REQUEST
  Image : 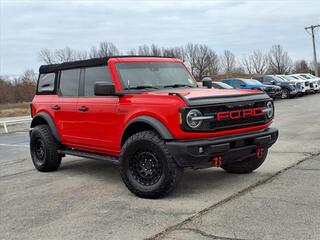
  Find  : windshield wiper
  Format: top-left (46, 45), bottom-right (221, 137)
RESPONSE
top-left (163, 84), bottom-right (194, 88)
top-left (124, 85), bottom-right (158, 90)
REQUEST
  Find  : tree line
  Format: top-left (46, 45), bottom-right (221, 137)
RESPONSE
top-left (0, 41), bottom-right (318, 104)
top-left (0, 70), bottom-right (37, 104)
top-left (38, 42), bottom-right (318, 80)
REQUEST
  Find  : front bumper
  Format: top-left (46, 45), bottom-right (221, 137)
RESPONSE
top-left (166, 128), bottom-right (279, 169)
top-left (289, 89), bottom-right (297, 95)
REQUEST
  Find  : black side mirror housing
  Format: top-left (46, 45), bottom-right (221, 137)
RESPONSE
top-left (240, 84), bottom-right (246, 87)
top-left (94, 82), bottom-right (116, 96)
top-left (202, 77), bottom-right (213, 88)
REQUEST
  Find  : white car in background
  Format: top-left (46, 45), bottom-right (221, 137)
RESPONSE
top-left (296, 73), bottom-right (320, 93)
top-left (276, 75), bottom-right (304, 95)
top-left (279, 75), bottom-right (306, 94)
top-left (289, 74), bottom-right (311, 93)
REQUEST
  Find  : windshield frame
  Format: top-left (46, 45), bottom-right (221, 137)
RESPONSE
top-left (114, 61), bottom-right (197, 91)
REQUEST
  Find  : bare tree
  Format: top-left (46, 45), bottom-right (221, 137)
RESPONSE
top-left (54, 47), bottom-right (77, 62)
top-left (240, 55), bottom-right (253, 75)
top-left (220, 50), bottom-right (236, 73)
top-left (137, 44), bottom-right (151, 55)
top-left (38, 48), bottom-right (55, 64)
top-left (293, 60), bottom-right (310, 73)
top-left (268, 45), bottom-right (292, 74)
top-left (21, 69), bottom-right (37, 84)
top-left (162, 46), bottom-right (186, 60)
top-left (89, 42), bottom-right (119, 58)
top-left (39, 47), bottom-right (87, 64)
top-left (185, 43), bottom-right (219, 80)
top-left (150, 44), bottom-right (162, 56)
top-left (127, 48), bottom-right (137, 55)
top-left (251, 50), bottom-right (268, 74)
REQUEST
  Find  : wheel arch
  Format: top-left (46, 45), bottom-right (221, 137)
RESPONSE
top-left (31, 113), bottom-right (61, 143)
top-left (121, 116), bottom-right (174, 146)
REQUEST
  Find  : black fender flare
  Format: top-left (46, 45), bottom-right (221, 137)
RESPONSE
top-left (122, 116), bottom-right (174, 142)
top-left (31, 112), bottom-right (61, 143)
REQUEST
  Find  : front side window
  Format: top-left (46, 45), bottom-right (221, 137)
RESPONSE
top-left (59, 69), bottom-right (80, 96)
top-left (116, 62), bottom-right (196, 89)
top-left (84, 66), bottom-right (112, 96)
top-left (38, 73), bottom-right (55, 93)
top-left (233, 80), bottom-right (244, 88)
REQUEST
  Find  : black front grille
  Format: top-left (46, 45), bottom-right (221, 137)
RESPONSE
top-left (182, 100), bottom-right (271, 132)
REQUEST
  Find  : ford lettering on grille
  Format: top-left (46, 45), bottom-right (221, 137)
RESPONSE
top-left (217, 107), bottom-right (264, 121)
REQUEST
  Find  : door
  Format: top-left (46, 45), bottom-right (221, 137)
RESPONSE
top-left (74, 65), bottom-right (120, 154)
top-left (55, 68), bottom-right (80, 145)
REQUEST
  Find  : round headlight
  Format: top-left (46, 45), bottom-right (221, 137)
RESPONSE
top-left (186, 109), bottom-right (203, 128)
top-left (265, 101), bottom-right (274, 119)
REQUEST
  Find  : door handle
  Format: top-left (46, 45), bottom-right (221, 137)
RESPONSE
top-left (78, 106), bottom-right (89, 112)
top-left (51, 105), bottom-right (61, 111)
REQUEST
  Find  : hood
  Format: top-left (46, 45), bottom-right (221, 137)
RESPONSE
top-left (145, 88), bottom-right (270, 106)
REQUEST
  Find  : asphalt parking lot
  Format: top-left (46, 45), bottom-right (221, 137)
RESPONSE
top-left (1, 94), bottom-right (320, 240)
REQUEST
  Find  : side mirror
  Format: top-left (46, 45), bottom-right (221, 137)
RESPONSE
top-left (240, 84), bottom-right (246, 87)
top-left (94, 82), bottom-right (116, 96)
top-left (270, 80), bottom-right (275, 85)
top-left (202, 77), bottom-right (213, 88)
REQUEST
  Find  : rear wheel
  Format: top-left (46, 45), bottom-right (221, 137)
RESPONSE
top-left (120, 131), bottom-right (183, 199)
top-left (221, 149), bottom-right (268, 174)
top-left (30, 125), bottom-right (62, 172)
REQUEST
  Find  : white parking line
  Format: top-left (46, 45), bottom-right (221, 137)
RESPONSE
top-left (0, 144), bottom-right (29, 147)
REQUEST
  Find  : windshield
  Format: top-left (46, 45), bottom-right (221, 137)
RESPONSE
top-left (290, 76), bottom-right (301, 80)
top-left (307, 74), bottom-right (317, 79)
top-left (244, 79), bottom-right (263, 85)
top-left (282, 75), bottom-right (296, 81)
top-left (272, 75), bottom-right (285, 82)
top-left (296, 75), bottom-right (307, 80)
top-left (276, 75), bottom-right (289, 82)
top-left (116, 62), bottom-right (197, 89)
top-left (300, 74), bottom-right (311, 79)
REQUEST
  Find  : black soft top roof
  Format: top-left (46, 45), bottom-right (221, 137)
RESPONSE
top-left (39, 55), bottom-right (170, 74)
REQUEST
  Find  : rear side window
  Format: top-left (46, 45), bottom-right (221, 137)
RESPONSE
top-left (37, 73), bottom-right (55, 93)
top-left (59, 69), bottom-right (80, 96)
top-left (84, 66), bottom-right (112, 96)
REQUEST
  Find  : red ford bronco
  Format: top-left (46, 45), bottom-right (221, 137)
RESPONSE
top-left (30, 56), bottom-right (278, 198)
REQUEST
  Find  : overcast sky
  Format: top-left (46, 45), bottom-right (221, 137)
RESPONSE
top-left (0, 0), bottom-right (319, 75)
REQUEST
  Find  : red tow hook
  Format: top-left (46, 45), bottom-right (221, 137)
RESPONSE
top-left (213, 156), bottom-right (222, 168)
top-left (256, 147), bottom-right (264, 159)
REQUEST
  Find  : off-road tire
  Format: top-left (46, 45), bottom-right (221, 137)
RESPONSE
top-left (120, 130), bottom-right (183, 199)
top-left (221, 149), bottom-right (268, 174)
top-left (30, 124), bottom-right (62, 172)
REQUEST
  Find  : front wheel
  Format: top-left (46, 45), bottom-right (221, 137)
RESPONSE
top-left (120, 131), bottom-right (183, 199)
top-left (221, 149), bottom-right (268, 174)
top-left (281, 89), bottom-right (290, 99)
